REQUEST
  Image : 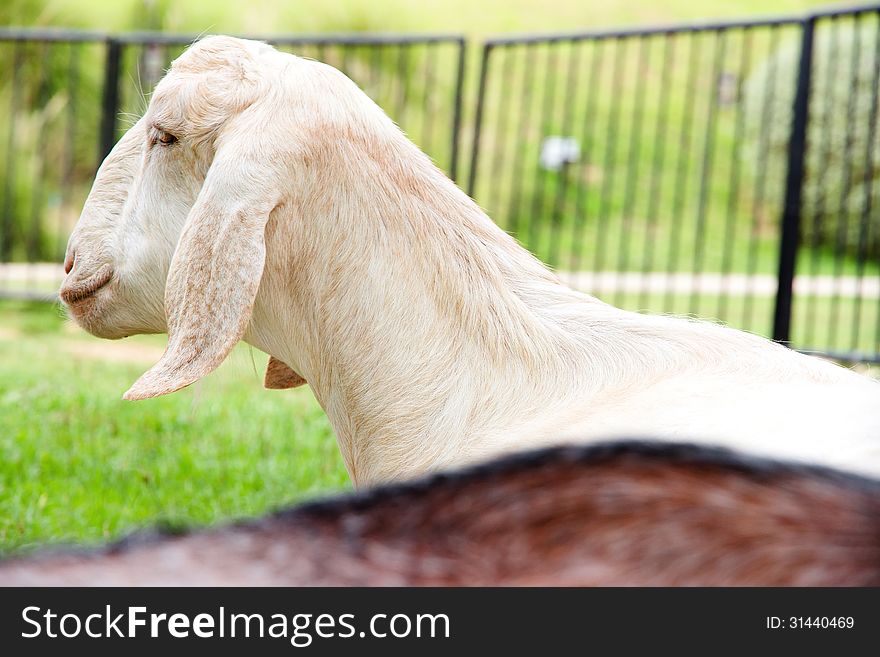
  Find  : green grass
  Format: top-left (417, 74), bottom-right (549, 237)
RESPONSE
top-left (0, 300), bottom-right (349, 556)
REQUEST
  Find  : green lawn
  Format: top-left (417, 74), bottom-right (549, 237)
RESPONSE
top-left (0, 300), bottom-right (349, 556)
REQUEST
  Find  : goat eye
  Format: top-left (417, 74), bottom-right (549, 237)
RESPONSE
top-left (156, 130), bottom-right (178, 146)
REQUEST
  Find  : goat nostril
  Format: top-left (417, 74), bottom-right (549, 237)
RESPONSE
top-left (64, 251), bottom-right (75, 275)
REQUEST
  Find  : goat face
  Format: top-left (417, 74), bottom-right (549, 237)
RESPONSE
top-left (59, 119), bottom-right (165, 339)
top-left (60, 36), bottom-right (298, 395)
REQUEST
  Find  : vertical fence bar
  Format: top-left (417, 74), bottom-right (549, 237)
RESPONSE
top-left (717, 29), bottom-right (751, 322)
top-left (850, 11), bottom-right (880, 353)
top-left (664, 31), bottom-right (700, 310)
top-left (828, 18), bottom-right (863, 349)
top-left (393, 44), bottom-right (409, 126)
top-left (467, 43), bottom-right (492, 197)
top-left (57, 41), bottom-right (81, 260)
top-left (486, 47), bottom-right (516, 221)
top-left (449, 38), bottom-right (466, 183)
top-left (689, 29), bottom-right (727, 315)
top-left (506, 44), bottom-right (538, 237)
top-left (743, 25), bottom-right (781, 331)
top-left (572, 41), bottom-right (604, 273)
top-left (548, 40), bottom-right (583, 267)
top-left (594, 37), bottom-right (626, 274)
top-left (614, 35), bottom-right (650, 307)
top-left (803, 17), bottom-right (839, 348)
top-left (419, 43), bottom-right (436, 157)
top-left (772, 17), bottom-right (815, 344)
top-left (527, 43), bottom-right (558, 255)
top-left (1, 41), bottom-right (24, 264)
top-left (638, 35), bottom-right (674, 311)
top-left (99, 38), bottom-right (122, 164)
top-left (27, 41), bottom-right (51, 265)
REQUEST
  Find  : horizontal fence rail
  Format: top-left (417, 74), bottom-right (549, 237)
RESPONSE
top-left (100, 32), bottom-right (466, 169)
top-left (468, 4), bottom-right (880, 363)
top-left (2, 5), bottom-right (880, 364)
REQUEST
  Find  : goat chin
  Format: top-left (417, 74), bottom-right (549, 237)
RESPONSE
top-left (59, 35), bottom-right (880, 487)
top-left (1, 442), bottom-right (878, 587)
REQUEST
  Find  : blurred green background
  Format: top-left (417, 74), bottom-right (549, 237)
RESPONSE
top-left (1, 0), bottom-right (836, 36)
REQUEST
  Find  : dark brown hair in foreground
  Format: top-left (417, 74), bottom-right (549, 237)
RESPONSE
top-left (2, 441), bottom-right (879, 586)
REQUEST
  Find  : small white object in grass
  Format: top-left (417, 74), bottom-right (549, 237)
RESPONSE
top-left (539, 136), bottom-right (580, 171)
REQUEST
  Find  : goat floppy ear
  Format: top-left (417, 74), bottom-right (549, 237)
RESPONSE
top-left (123, 134), bottom-right (281, 401)
top-left (264, 356), bottom-right (307, 389)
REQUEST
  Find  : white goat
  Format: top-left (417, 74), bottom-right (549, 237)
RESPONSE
top-left (60, 36), bottom-right (880, 486)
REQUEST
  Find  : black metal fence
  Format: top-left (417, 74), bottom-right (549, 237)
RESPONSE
top-left (791, 7), bottom-right (880, 363)
top-left (0, 29), bottom-right (465, 299)
top-left (468, 4), bottom-right (880, 363)
top-left (2, 5), bottom-right (879, 364)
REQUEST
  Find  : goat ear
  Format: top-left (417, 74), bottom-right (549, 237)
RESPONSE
top-left (264, 356), bottom-right (307, 389)
top-left (123, 141), bottom-right (279, 401)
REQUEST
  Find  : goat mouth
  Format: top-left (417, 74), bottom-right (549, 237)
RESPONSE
top-left (60, 265), bottom-right (114, 305)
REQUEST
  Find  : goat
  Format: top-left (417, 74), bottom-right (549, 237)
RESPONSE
top-left (59, 35), bottom-right (880, 486)
top-left (1, 442), bottom-right (878, 586)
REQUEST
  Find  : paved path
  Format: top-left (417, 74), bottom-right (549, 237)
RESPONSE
top-left (558, 271), bottom-right (880, 299)
top-left (2, 263), bottom-right (879, 299)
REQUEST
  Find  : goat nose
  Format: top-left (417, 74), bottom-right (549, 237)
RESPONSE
top-left (64, 249), bottom-right (75, 275)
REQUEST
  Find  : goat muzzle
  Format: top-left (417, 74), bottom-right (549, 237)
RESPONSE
top-left (59, 263), bottom-right (114, 305)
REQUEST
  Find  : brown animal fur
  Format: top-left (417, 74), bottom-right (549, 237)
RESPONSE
top-left (264, 355), bottom-right (307, 389)
top-left (2, 442), bottom-right (878, 586)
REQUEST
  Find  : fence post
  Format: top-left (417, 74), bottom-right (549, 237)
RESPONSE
top-left (98, 37), bottom-right (122, 165)
top-left (0, 42), bottom-right (24, 263)
top-left (449, 37), bottom-right (466, 183)
top-left (467, 43), bottom-right (493, 198)
top-left (772, 17), bottom-right (815, 344)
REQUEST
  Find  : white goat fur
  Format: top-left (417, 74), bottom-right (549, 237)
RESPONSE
top-left (61, 36), bottom-right (880, 486)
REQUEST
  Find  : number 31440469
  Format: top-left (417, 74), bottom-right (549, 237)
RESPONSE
top-left (766, 617), bottom-right (854, 629)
